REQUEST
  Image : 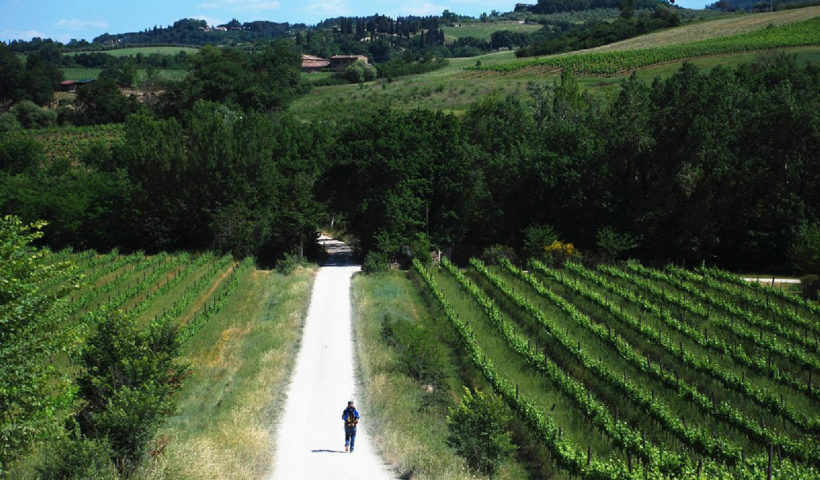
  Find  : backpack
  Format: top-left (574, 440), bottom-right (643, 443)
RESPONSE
top-left (345, 408), bottom-right (359, 427)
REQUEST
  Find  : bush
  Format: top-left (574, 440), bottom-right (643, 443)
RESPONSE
top-left (790, 222), bottom-right (820, 274)
top-left (381, 315), bottom-right (448, 388)
top-left (76, 312), bottom-right (184, 475)
top-left (11, 100), bottom-right (57, 128)
top-left (362, 250), bottom-right (389, 274)
top-left (409, 232), bottom-right (431, 264)
top-left (37, 425), bottom-right (117, 480)
top-left (276, 252), bottom-right (303, 274)
top-left (481, 244), bottom-right (518, 266)
top-left (341, 60), bottom-right (377, 84)
top-left (801, 274), bottom-right (820, 301)
top-left (522, 223), bottom-right (559, 260)
top-left (0, 112), bottom-right (22, 134)
top-left (446, 387), bottom-right (516, 478)
top-left (595, 226), bottom-right (639, 261)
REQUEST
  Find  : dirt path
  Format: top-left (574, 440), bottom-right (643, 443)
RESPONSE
top-left (270, 236), bottom-right (394, 480)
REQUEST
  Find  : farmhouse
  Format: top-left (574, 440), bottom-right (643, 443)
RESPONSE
top-left (301, 54), bottom-right (331, 72)
top-left (330, 55), bottom-right (369, 71)
top-left (59, 79), bottom-right (94, 93)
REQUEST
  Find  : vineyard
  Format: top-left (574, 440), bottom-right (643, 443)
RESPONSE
top-left (24, 124), bottom-right (124, 164)
top-left (413, 256), bottom-right (820, 479)
top-left (470, 16), bottom-right (820, 75)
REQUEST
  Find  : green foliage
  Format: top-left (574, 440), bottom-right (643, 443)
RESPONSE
top-left (0, 216), bottom-right (73, 475)
top-left (275, 252), bottom-right (303, 275)
top-left (341, 60), bottom-right (377, 83)
top-left (36, 425), bottom-right (117, 480)
top-left (595, 226), bottom-right (638, 260)
top-left (362, 250), bottom-right (390, 274)
top-left (381, 315), bottom-right (448, 388)
top-left (480, 244), bottom-right (518, 266)
top-left (790, 222), bottom-right (820, 273)
top-left (65, 78), bottom-right (141, 126)
top-left (75, 311), bottom-right (184, 475)
top-left (0, 134), bottom-right (44, 174)
top-left (522, 224), bottom-right (559, 260)
top-left (10, 100), bottom-right (57, 129)
top-left (409, 232), bottom-right (431, 263)
top-left (446, 387), bottom-right (515, 478)
top-left (0, 113), bottom-right (22, 135)
top-left (801, 274), bottom-right (820, 301)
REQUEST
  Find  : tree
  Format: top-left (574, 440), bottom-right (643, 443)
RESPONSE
top-left (70, 78), bottom-right (141, 125)
top-left (446, 388), bottom-right (515, 478)
top-left (0, 44), bottom-right (25, 104)
top-left (0, 216), bottom-right (74, 474)
top-left (620, 0), bottom-right (637, 19)
top-left (790, 222), bottom-right (820, 274)
top-left (75, 312), bottom-right (184, 475)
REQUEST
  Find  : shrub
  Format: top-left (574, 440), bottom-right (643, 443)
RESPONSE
top-left (801, 275), bottom-right (820, 301)
top-left (595, 226), bottom-right (639, 261)
top-left (0, 112), bottom-right (22, 134)
top-left (11, 100), bottom-right (57, 128)
top-left (522, 223), bottom-right (559, 260)
top-left (37, 425), bottom-right (117, 480)
top-left (276, 252), bottom-right (302, 274)
top-left (381, 315), bottom-right (448, 389)
top-left (481, 244), bottom-right (518, 266)
top-left (790, 222), bottom-right (820, 274)
top-left (362, 250), bottom-right (389, 274)
top-left (446, 387), bottom-right (516, 478)
top-left (409, 232), bottom-right (431, 264)
top-left (76, 312), bottom-right (184, 475)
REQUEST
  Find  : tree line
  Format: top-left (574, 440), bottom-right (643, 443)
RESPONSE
top-left (1, 50), bottom-right (818, 273)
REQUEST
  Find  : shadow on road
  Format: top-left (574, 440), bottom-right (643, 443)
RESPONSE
top-left (310, 449), bottom-right (348, 454)
top-left (319, 236), bottom-right (357, 267)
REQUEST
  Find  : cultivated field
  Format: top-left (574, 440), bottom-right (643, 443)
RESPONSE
top-left (443, 21), bottom-right (543, 42)
top-left (15, 249), bottom-right (315, 478)
top-left (60, 67), bottom-right (187, 81)
top-left (63, 46), bottom-right (199, 57)
top-left (412, 256), bottom-right (820, 479)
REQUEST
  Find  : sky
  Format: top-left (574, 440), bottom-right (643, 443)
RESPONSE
top-left (1, 0), bottom-right (710, 43)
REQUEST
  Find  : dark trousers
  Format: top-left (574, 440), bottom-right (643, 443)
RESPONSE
top-left (344, 426), bottom-right (357, 450)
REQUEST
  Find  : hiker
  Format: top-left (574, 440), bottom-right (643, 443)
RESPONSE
top-left (342, 400), bottom-right (360, 452)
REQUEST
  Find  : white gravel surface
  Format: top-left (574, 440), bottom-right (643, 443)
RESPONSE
top-left (270, 237), bottom-right (394, 480)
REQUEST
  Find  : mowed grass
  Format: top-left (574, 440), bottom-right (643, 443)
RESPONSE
top-left (64, 46), bottom-right (199, 57)
top-left (138, 265), bottom-right (316, 479)
top-left (352, 270), bottom-right (532, 480)
top-left (443, 21), bottom-right (542, 41)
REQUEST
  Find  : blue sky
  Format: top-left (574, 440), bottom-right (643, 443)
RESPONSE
top-left (1, 0), bottom-right (709, 43)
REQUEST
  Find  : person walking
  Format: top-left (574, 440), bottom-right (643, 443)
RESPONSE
top-left (342, 400), bottom-right (360, 452)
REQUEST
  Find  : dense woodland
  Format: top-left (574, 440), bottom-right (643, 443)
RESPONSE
top-left (1, 34), bottom-right (818, 273)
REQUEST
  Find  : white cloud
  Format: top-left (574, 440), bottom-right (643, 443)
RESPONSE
top-left (1, 29), bottom-right (48, 41)
top-left (56, 19), bottom-right (109, 30)
top-left (306, 0), bottom-right (349, 17)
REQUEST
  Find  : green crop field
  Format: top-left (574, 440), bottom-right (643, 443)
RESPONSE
top-left (443, 21), bottom-right (543, 42)
top-left (13, 248), bottom-right (315, 477)
top-left (60, 67), bottom-right (187, 81)
top-left (412, 256), bottom-right (820, 479)
top-left (473, 14), bottom-right (820, 74)
top-left (63, 46), bottom-right (199, 57)
top-left (24, 124), bottom-right (124, 164)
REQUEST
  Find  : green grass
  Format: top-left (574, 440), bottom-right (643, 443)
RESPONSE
top-left (352, 270), bottom-right (533, 480)
top-left (63, 46), bottom-right (198, 57)
top-left (138, 266), bottom-right (316, 479)
top-left (443, 21), bottom-right (543, 42)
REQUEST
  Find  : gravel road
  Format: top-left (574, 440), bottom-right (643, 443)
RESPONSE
top-left (270, 236), bottom-right (394, 480)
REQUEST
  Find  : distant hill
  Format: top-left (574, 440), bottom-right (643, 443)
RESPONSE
top-left (525, 0), bottom-right (666, 14)
top-left (92, 18), bottom-right (306, 47)
top-left (707, 0), bottom-right (820, 11)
